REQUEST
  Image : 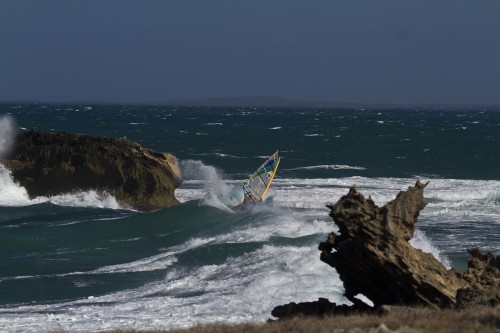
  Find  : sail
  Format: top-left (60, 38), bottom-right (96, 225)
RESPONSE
top-left (243, 150), bottom-right (280, 204)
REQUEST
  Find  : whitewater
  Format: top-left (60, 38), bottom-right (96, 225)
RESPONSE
top-left (0, 104), bottom-right (499, 332)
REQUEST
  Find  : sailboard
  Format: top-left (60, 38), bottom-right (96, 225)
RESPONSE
top-left (242, 149), bottom-right (281, 205)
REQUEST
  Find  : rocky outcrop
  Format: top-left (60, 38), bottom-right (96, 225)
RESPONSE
top-left (1, 130), bottom-right (182, 211)
top-left (272, 181), bottom-right (499, 319)
top-left (318, 181), bottom-right (467, 308)
top-left (455, 248), bottom-right (500, 308)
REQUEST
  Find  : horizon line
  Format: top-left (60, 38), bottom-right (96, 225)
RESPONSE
top-left (1, 95), bottom-right (499, 110)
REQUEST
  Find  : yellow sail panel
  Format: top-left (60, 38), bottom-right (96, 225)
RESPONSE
top-left (260, 157), bottom-right (280, 200)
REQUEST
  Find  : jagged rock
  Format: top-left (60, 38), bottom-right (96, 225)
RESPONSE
top-left (1, 130), bottom-right (182, 211)
top-left (454, 248), bottom-right (500, 308)
top-left (319, 181), bottom-right (467, 308)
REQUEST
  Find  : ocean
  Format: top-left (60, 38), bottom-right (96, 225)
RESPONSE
top-left (0, 104), bottom-right (499, 332)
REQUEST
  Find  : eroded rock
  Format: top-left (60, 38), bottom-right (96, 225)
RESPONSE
top-left (318, 181), bottom-right (467, 308)
top-left (455, 248), bottom-right (500, 308)
top-left (1, 130), bottom-right (182, 211)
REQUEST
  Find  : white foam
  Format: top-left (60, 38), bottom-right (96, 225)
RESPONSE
top-left (163, 206), bottom-right (333, 248)
top-left (0, 244), bottom-right (345, 332)
top-left (354, 294), bottom-right (374, 307)
top-left (0, 165), bottom-right (127, 210)
top-left (213, 153), bottom-right (243, 159)
top-left (285, 164), bottom-right (366, 171)
top-left (48, 191), bottom-right (124, 209)
top-left (410, 230), bottom-right (451, 268)
top-left (0, 163), bottom-right (34, 206)
top-left (94, 252), bottom-right (178, 274)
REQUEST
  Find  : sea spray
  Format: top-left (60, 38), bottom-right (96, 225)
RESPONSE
top-left (0, 115), bottom-right (16, 158)
top-left (0, 163), bottom-right (125, 209)
top-left (410, 229), bottom-right (451, 268)
top-left (179, 159), bottom-right (244, 211)
top-left (0, 166), bottom-right (125, 209)
top-left (0, 163), bottom-right (32, 206)
top-left (48, 191), bottom-right (124, 209)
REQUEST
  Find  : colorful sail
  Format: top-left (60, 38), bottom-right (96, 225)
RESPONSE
top-left (243, 150), bottom-right (280, 204)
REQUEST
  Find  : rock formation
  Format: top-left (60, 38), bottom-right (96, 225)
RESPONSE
top-left (271, 298), bottom-right (375, 319)
top-left (272, 181), bottom-right (499, 318)
top-left (1, 130), bottom-right (182, 211)
top-left (455, 248), bottom-right (500, 308)
top-left (318, 181), bottom-right (467, 308)
top-left (317, 180), bottom-right (500, 310)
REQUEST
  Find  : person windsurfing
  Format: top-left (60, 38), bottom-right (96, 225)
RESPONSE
top-left (233, 149), bottom-right (280, 210)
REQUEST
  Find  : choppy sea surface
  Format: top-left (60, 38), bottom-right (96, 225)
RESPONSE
top-left (0, 104), bottom-right (499, 332)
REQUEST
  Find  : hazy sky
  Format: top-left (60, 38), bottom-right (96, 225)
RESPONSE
top-left (1, 1), bottom-right (499, 104)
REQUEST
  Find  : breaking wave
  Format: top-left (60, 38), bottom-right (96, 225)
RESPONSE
top-left (178, 159), bottom-right (243, 211)
top-left (285, 164), bottom-right (367, 171)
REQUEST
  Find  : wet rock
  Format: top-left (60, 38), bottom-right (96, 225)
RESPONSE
top-left (2, 130), bottom-right (182, 211)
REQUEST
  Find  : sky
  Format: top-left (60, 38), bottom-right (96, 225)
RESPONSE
top-left (0, 1), bottom-right (499, 105)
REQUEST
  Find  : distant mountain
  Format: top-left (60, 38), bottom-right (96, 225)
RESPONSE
top-left (160, 96), bottom-right (500, 110)
top-left (163, 96), bottom-right (367, 108)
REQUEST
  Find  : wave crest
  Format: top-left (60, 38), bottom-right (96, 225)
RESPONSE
top-left (285, 164), bottom-right (366, 171)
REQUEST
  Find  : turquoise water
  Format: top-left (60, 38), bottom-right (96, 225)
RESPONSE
top-left (0, 104), bottom-right (499, 331)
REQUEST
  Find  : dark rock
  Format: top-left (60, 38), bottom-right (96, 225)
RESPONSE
top-left (454, 248), bottom-right (500, 308)
top-left (271, 298), bottom-right (374, 319)
top-left (455, 288), bottom-right (500, 309)
top-left (1, 130), bottom-right (182, 211)
top-left (319, 181), bottom-right (467, 308)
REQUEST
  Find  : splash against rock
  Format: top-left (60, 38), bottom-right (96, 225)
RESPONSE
top-left (1, 130), bottom-right (182, 211)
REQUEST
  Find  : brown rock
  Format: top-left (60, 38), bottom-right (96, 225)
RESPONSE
top-left (454, 248), bottom-right (500, 308)
top-left (1, 130), bottom-right (182, 211)
top-left (319, 181), bottom-right (467, 308)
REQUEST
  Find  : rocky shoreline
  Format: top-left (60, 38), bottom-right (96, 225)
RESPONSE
top-left (1, 130), bottom-right (182, 211)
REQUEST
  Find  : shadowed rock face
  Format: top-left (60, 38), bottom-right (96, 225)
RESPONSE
top-left (319, 181), bottom-right (467, 308)
top-left (2, 130), bottom-right (182, 211)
